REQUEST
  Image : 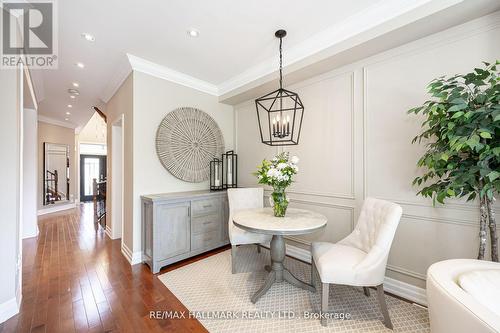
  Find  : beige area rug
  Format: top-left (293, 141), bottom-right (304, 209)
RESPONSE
top-left (158, 247), bottom-right (429, 332)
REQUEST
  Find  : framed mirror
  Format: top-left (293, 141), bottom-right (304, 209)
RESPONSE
top-left (43, 142), bottom-right (70, 205)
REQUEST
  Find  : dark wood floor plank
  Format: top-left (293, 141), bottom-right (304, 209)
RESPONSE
top-left (0, 203), bottom-right (214, 333)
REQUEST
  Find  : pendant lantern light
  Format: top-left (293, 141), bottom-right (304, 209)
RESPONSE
top-left (255, 30), bottom-right (304, 146)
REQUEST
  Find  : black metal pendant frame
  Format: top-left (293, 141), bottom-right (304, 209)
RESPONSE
top-left (254, 29), bottom-right (304, 146)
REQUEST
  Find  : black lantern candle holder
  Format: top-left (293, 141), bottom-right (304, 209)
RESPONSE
top-left (255, 30), bottom-right (304, 146)
top-left (222, 150), bottom-right (237, 189)
top-left (209, 158), bottom-right (223, 191)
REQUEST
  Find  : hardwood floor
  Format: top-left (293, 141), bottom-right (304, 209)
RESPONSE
top-left (0, 203), bottom-right (228, 333)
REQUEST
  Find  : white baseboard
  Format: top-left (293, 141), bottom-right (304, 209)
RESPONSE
top-left (22, 228), bottom-right (39, 239)
top-left (121, 242), bottom-right (142, 265)
top-left (37, 202), bottom-right (76, 216)
top-left (105, 225), bottom-right (112, 239)
top-left (383, 277), bottom-right (427, 306)
top-left (285, 243), bottom-right (427, 306)
top-left (0, 297), bottom-right (20, 324)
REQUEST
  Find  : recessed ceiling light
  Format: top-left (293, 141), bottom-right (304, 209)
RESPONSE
top-left (68, 88), bottom-right (79, 95)
top-left (67, 104), bottom-right (73, 108)
top-left (187, 29), bottom-right (200, 37)
top-left (81, 33), bottom-right (95, 42)
top-left (66, 111), bottom-right (71, 115)
top-left (65, 118), bottom-right (69, 121)
top-left (70, 95), bottom-right (76, 99)
top-left (72, 82), bottom-right (79, 87)
top-left (75, 62), bottom-right (85, 68)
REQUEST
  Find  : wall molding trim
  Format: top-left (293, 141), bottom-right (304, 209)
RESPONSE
top-left (0, 297), bottom-right (20, 324)
top-left (386, 264), bottom-right (427, 281)
top-left (127, 54), bottom-right (219, 96)
top-left (284, 243), bottom-right (427, 305)
top-left (38, 115), bottom-right (77, 129)
top-left (37, 202), bottom-right (76, 216)
top-left (121, 242), bottom-right (142, 265)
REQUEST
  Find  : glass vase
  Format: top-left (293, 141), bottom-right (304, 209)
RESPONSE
top-left (271, 187), bottom-right (288, 217)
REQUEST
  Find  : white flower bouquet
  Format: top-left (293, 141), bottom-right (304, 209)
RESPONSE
top-left (254, 152), bottom-right (299, 217)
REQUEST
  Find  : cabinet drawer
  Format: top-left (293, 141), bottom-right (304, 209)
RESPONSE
top-left (192, 230), bottom-right (219, 251)
top-left (192, 214), bottom-right (221, 234)
top-left (192, 198), bottom-right (220, 216)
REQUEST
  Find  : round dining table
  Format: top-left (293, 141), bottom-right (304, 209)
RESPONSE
top-left (233, 207), bottom-right (327, 303)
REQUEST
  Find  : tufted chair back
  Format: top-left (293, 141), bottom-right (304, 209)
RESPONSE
top-left (227, 188), bottom-right (264, 228)
top-left (339, 197), bottom-right (402, 283)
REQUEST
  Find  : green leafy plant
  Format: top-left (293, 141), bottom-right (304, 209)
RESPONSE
top-left (254, 152), bottom-right (299, 217)
top-left (408, 61), bottom-right (500, 261)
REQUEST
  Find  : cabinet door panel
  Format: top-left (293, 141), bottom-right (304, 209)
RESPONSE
top-left (155, 202), bottom-right (190, 260)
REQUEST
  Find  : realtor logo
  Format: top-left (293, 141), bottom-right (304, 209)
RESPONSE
top-left (1, 0), bottom-right (58, 69)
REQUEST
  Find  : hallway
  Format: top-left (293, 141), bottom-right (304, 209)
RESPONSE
top-left (0, 203), bottom-right (214, 333)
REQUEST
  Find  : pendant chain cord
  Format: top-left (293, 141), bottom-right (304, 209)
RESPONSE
top-left (279, 37), bottom-right (283, 90)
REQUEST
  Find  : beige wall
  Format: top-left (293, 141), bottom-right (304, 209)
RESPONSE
top-left (235, 13), bottom-right (500, 291)
top-left (106, 74), bottom-right (134, 251)
top-left (0, 66), bottom-right (22, 316)
top-left (106, 71), bottom-right (235, 258)
top-left (37, 122), bottom-right (76, 210)
top-left (131, 71), bottom-right (234, 253)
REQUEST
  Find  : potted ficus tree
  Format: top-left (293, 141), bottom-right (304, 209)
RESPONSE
top-left (408, 61), bottom-right (499, 261)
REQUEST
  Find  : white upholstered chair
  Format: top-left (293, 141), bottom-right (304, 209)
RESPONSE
top-left (311, 197), bottom-right (402, 327)
top-left (228, 188), bottom-right (272, 274)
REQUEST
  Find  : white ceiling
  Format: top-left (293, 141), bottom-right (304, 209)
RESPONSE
top-left (32, 0), bottom-right (500, 128)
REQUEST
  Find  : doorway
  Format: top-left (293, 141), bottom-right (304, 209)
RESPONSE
top-left (80, 154), bottom-right (107, 202)
top-left (111, 116), bottom-right (124, 240)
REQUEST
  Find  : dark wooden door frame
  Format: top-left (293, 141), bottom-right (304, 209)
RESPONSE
top-left (80, 154), bottom-right (107, 202)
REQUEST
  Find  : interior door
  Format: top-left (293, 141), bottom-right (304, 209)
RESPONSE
top-left (80, 154), bottom-right (107, 202)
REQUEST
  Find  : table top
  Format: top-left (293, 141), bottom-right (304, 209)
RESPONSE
top-left (233, 207), bottom-right (327, 236)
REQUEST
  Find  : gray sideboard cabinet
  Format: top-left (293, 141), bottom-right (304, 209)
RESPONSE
top-left (141, 190), bottom-right (229, 273)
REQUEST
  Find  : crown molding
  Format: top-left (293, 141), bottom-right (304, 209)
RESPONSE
top-left (217, 0), bottom-right (464, 96)
top-left (127, 54), bottom-right (219, 96)
top-left (100, 54), bottom-right (133, 103)
top-left (103, 0), bottom-right (494, 102)
top-left (38, 115), bottom-right (77, 129)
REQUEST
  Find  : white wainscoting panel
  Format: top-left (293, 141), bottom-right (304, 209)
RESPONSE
top-left (236, 13), bottom-right (500, 294)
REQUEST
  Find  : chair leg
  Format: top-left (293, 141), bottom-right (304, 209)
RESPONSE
top-left (363, 287), bottom-right (370, 297)
top-left (231, 245), bottom-right (237, 274)
top-left (376, 284), bottom-right (393, 330)
top-left (321, 282), bottom-right (329, 327)
top-left (257, 243), bottom-right (261, 253)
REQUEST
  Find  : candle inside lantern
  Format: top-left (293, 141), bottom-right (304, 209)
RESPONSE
top-left (214, 164), bottom-right (220, 186)
top-left (276, 114), bottom-right (280, 134)
top-left (286, 115), bottom-right (290, 134)
top-left (227, 159), bottom-right (232, 185)
top-left (272, 118), bottom-right (276, 135)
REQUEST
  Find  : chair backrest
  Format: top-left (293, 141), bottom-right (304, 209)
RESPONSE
top-left (227, 187), bottom-right (264, 227)
top-left (345, 197), bottom-right (402, 254)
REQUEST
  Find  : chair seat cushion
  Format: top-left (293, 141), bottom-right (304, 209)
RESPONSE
top-left (458, 269), bottom-right (500, 315)
top-left (312, 242), bottom-right (367, 285)
top-left (230, 224), bottom-right (271, 245)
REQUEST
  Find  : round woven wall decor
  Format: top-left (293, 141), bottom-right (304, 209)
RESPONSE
top-left (156, 107), bottom-right (225, 183)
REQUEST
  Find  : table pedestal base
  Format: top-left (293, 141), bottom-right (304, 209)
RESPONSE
top-left (251, 235), bottom-right (315, 304)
